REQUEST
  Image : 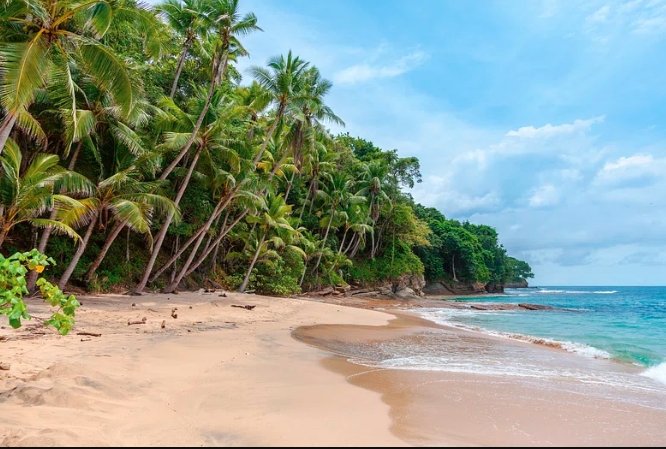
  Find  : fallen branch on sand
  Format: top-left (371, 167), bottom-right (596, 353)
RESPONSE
top-left (128, 317), bottom-right (147, 326)
top-left (231, 304), bottom-right (256, 310)
top-left (76, 332), bottom-right (102, 337)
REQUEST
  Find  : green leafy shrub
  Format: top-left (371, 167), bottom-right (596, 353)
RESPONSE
top-left (0, 250), bottom-right (79, 335)
top-left (348, 241), bottom-right (424, 285)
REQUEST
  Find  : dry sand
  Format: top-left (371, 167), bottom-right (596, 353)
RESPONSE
top-left (0, 291), bottom-right (405, 447)
top-left (1, 291), bottom-right (665, 446)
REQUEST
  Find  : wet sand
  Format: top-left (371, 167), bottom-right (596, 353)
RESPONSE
top-left (295, 311), bottom-right (666, 446)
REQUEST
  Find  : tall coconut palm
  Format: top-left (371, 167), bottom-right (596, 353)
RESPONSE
top-left (249, 51), bottom-right (309, 165)
top-left (157, 0), bottom-right (212, 99)
top-left (0, 0), bottom-right (136, 153)
top-left (135, 0), bottom-right (260, 293)
top-left (238, 194), bottom-right (296, 293)
top-left (0, 140), bottom-right (94, 248)
top-left (357, 160), bottom-right (390, 258)
top-left (286, 66), bottom-right (343, 170)
top-left (156, 0), bottom-right (260, 181)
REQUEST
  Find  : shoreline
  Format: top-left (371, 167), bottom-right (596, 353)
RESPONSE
top-left (1, 291), bottom-right (665, 446)
top-left (295, 308), bottom-right (666, 446)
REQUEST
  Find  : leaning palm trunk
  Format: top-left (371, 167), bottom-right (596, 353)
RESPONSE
top-left (182, 210), bottom-right (248, 278)
top-left (58, 214), bottom-right (99, 289)
top-left (84, 220), bottom-right (127, 281)
top-left (284, 172), bottom-right (296, 203)
top-left (0, 226), bottom-right (10, 248)
top-left (158, 45), bottom-right (229, 181)
top-left (338, 226), bottom-right (350, 254)
top-left (170, 36), bottom-right (194, 99)
top-left (162, 193), bottom-right (234, 293)
top-left (306, 205), bottom-right (335, 284)
top-left (135, 44), bottom-right (232, 294)
top-left (253, 102), bottom-right (285, 165)
top-left (0, 113), bottom-right (17, 155)
top-left (239, 233), bottom-right (266, 293)
top-left (134, 145), bottom-right (203, 292)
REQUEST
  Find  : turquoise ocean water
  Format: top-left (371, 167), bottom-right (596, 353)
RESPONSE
top-left (412, 286), bottom-right (666, 386)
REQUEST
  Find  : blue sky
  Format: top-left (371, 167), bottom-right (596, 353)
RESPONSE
top-left (232, 0), bottom-right (666, 286)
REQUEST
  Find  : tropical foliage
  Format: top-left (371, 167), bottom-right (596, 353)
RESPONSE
top-left (0, 0), bottom-right (532, 297)
top-left (0, 249), bottom-right (79, 335)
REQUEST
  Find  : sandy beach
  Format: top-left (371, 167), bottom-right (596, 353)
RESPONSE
top-left (1, 291), bottom-right (665, 446)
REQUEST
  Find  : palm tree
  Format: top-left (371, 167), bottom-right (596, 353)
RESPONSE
top-left (307, 172), bottom-right (364, 282)
top-left (250, 51), bottom-right (309, 165)
top-left (135, 0), bottom-right (260, 293)
top-left (0, 140), bottom-right (93, 248)
top-left (56, 167), bottom-right (178, 289)
top-left (357, 160), bottom-right (390, 258)
top-left (0, 0), bottom-right (135, 153)
top-left (286, 67), bottom-right (343, 170)
top-left (157, 0), bottom-right (212, 99)
top-left (238, 194), bottom-right (296, 293)
top-left (156, 0), bottom-right (260, 181)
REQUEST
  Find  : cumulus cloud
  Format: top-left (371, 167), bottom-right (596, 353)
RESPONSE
top-left (593, 153), bottom-right (665, 186)
top-left (334, 50), bottom-right (428, 85)
top-left (505, 116), bottom-right (604, 139)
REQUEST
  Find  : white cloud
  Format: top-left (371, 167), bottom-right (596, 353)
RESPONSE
top-left (505, 116), bottom-right (605, 139)
top-left (528, 184), bottom-right (560, 208)
top-left (334, 51), bottom-right (428, 85)
top-left (593, 153), bottom-right (665, 185)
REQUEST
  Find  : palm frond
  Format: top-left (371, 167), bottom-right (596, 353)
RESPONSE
top-left (0, 38), bottom-right (50, 111)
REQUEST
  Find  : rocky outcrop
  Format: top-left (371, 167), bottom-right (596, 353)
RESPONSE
top-left (484, 282), bottom-right (504, 294)
top-left (423, 280), bottom-right (487, 296)
top-left (505, 279), bottom-right (529, 288)
top-left (349, 273), bottom-right (426, 299)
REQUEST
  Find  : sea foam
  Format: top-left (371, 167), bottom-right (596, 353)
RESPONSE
top-left (641, 363), bottom-right (666, 386)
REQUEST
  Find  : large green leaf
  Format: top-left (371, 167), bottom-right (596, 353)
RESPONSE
top-left (78, 43), bottom-right (133, 117)
top-left (0, 37), bottom-right (50, 111)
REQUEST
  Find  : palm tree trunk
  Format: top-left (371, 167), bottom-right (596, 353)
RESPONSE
top-left (298, 260), bottom-right (309, 288)
top-left (309, 205), bottom-right (335, 279)
top-left (452, 255), bottom-right (458, 282)
top-left (170, 235), bottom-right (179, 284)
top-left (149, 190), bottom-right (230, 283)
top-left (158, 45), bottom-right (229, 181)
top-left (162, 194), bottom-right (233, 293)
top-left (350, 235), bottom-right (362, 258)
top-left (0, 226), bottom-right (9, 248)
top-left (84, 220), bottom-right (126, 282)
top-left (135, 145), bottom-right (203, 292)
top-left (182, 210), bottom-right (247, 278)
top-left (370, 229), bottom-right (376, 259)
top-left (169, 36), bottom-right (194, 99)
top-left (343, 233), bottom-right (356, 255)
top-left (253, 102), bottom-right (285, 165)
top-left (238, 233), bottom-right (266, 293)
top-left (338, 227), bottom-right (350, 254)
top-left (67, 141), bottom-right (83, 170)
top-left (0, 113), bottom-right (17, 154)
top-left (284, 172), bottom-right (296, 203)
top-left (58, 213), bottom-right (98, 290)
top-left (208, 239), bottom-right (221, 274)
